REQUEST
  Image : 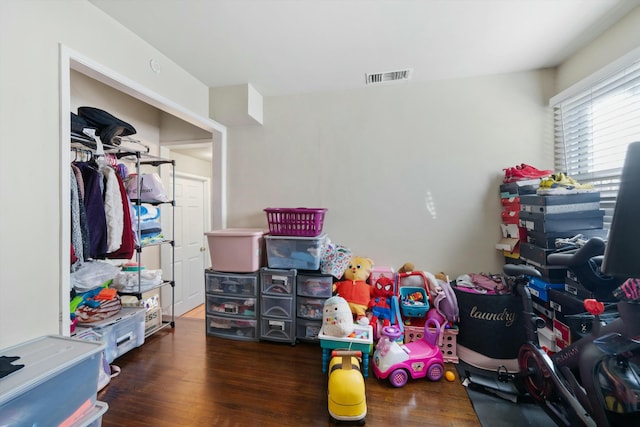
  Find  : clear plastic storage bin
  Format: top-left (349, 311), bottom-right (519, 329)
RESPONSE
top-left (0, 336), bottom-right (104, 427)
top-left (265, 234), bottom-right (327, 270)
top-left (87, 307), bottom-right (146, 363)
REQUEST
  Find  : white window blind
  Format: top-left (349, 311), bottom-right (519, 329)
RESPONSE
top-left (553, 57), bottom-right (640, 227)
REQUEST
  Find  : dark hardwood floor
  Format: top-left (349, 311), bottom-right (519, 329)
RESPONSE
top-left (98, 317), bottom-right (481, 426)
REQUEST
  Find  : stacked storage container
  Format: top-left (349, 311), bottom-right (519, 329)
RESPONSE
top-left (262, 208), bottom-right (332, 344)
top-left (0, 336), bottom-right (108, 426)
top-left (516, 192), bottom-right (609, 353)
top-left (496, 179), bottom-right (539, 260)
top-left (204, 228), bottom-right (265, 341)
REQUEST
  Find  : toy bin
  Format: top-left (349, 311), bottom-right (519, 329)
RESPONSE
top-left (399, 287), bottom-right (430, 318)
top-left (205, 228), bottom-right (265, 272)
top-left (265, 234), bottom-right (327, 270)
top-left (0, 336), bottom-right (105, 427)
top-left (264, 207), bottom-right (327, 237)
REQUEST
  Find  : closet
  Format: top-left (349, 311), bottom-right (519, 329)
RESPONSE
top-left (61, 47), bottom-right (227, 338)
top-left (70, 133), bottom-right (177, 339)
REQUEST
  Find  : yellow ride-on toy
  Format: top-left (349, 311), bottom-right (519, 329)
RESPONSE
top-left (328, 350), bottom-right (367, 425)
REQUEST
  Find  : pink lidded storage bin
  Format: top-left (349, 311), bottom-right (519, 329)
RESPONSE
top-left (205, 228), bottom-right (265, 272)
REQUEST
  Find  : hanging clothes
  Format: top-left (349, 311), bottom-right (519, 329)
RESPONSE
top-left (75, 160), bottom-right (108, 259)
top-left (100, 164), bottom-right (124, 253)
top-left (106, 170), bottom-right (135, 260)
top-left (71, 163), bottom-right (91, 262)
top-left (70, 168), bottom-right (83, 270)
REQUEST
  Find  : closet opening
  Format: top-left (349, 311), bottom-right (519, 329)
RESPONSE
top-left (59, 44), bottom-right (226, 334)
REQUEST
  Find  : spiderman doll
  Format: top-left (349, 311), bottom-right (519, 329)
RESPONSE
top-left (368, 276), bottom-right (395, 336)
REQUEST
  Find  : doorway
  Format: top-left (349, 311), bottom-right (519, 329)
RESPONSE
top-left (163, 173), bottom-right (210, 316)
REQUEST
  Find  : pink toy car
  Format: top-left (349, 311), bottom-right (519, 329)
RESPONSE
top-left (372, 318), bottom-right (445, 387)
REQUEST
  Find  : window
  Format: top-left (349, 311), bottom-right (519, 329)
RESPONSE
top-left (552, 56), bottom-right (640, 227)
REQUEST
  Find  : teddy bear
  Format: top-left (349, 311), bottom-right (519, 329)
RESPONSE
top-left (333, 256), bottom-right (374, 324)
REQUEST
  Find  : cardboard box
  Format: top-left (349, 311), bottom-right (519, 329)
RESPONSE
top-left (526, 228), bottom-right (608, 249)
top-left (499, 179), bottom-right (540, 197)
top-left (520, 242), bottom-right (558, 265)
top-left (145, 306), bottom-right (163, 335)
top-left (527, 276), bottom-right (565, 302)
top-left (564, 274), bottom-right (594, 300)
top-left (553, 318), bottom-right (571, 343)
top-left (496, 237), bottom-right (519, 251)
top-left (522, 260), bottom-right (567, 283)
top-left (519, 210), bottom-right (605, 233)
top-left (519, 193), bottom-right (600, 214)
top-left (500, 196), bottom-right (520, 209)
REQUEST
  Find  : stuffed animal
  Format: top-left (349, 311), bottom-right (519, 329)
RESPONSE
top-left (333, 256), bottom-right (374, 324)
top-left (368, 276), bottom-right (395, 329)
top-left (322, 296), bottom-right (354, 337)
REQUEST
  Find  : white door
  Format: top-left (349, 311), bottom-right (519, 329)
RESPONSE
top-left (163, 175), bottom-right (207, 316)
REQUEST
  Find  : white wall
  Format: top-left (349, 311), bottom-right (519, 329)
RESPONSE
top-left (226, 71), bottom-right (554, 276)
top-left (555, 6), bottom-right (640, 94)
top-left (0, 0), bottom-right (211, 348)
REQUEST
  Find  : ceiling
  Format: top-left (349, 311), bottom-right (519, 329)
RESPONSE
top-left (89, 0), bottom-right (639, 159)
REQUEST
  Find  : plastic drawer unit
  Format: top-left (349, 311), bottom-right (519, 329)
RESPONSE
top-left (295, 272), bottom-right (333, 342)
top-left (84, 307), bottom-right (146, 363)
top-left (205, 270), bottom-right (260, 341)
top-left (207, 295), bottom-right (258, 318)
top-left (206, 269), bottom-right (259, 295)
top-left (259, 268), bottom-right (297, 345)
top-left (206, 315), bottom-right (259, 340)
top-left (296, 318), bottom-right (323, 341)
top-left (296, 273), bottom-right (333, 298)
top-left (0, 336), bottom-right (105, 427)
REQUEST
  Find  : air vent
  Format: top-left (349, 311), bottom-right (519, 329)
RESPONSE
top-left (365, 68), bottom-right (413, 85)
